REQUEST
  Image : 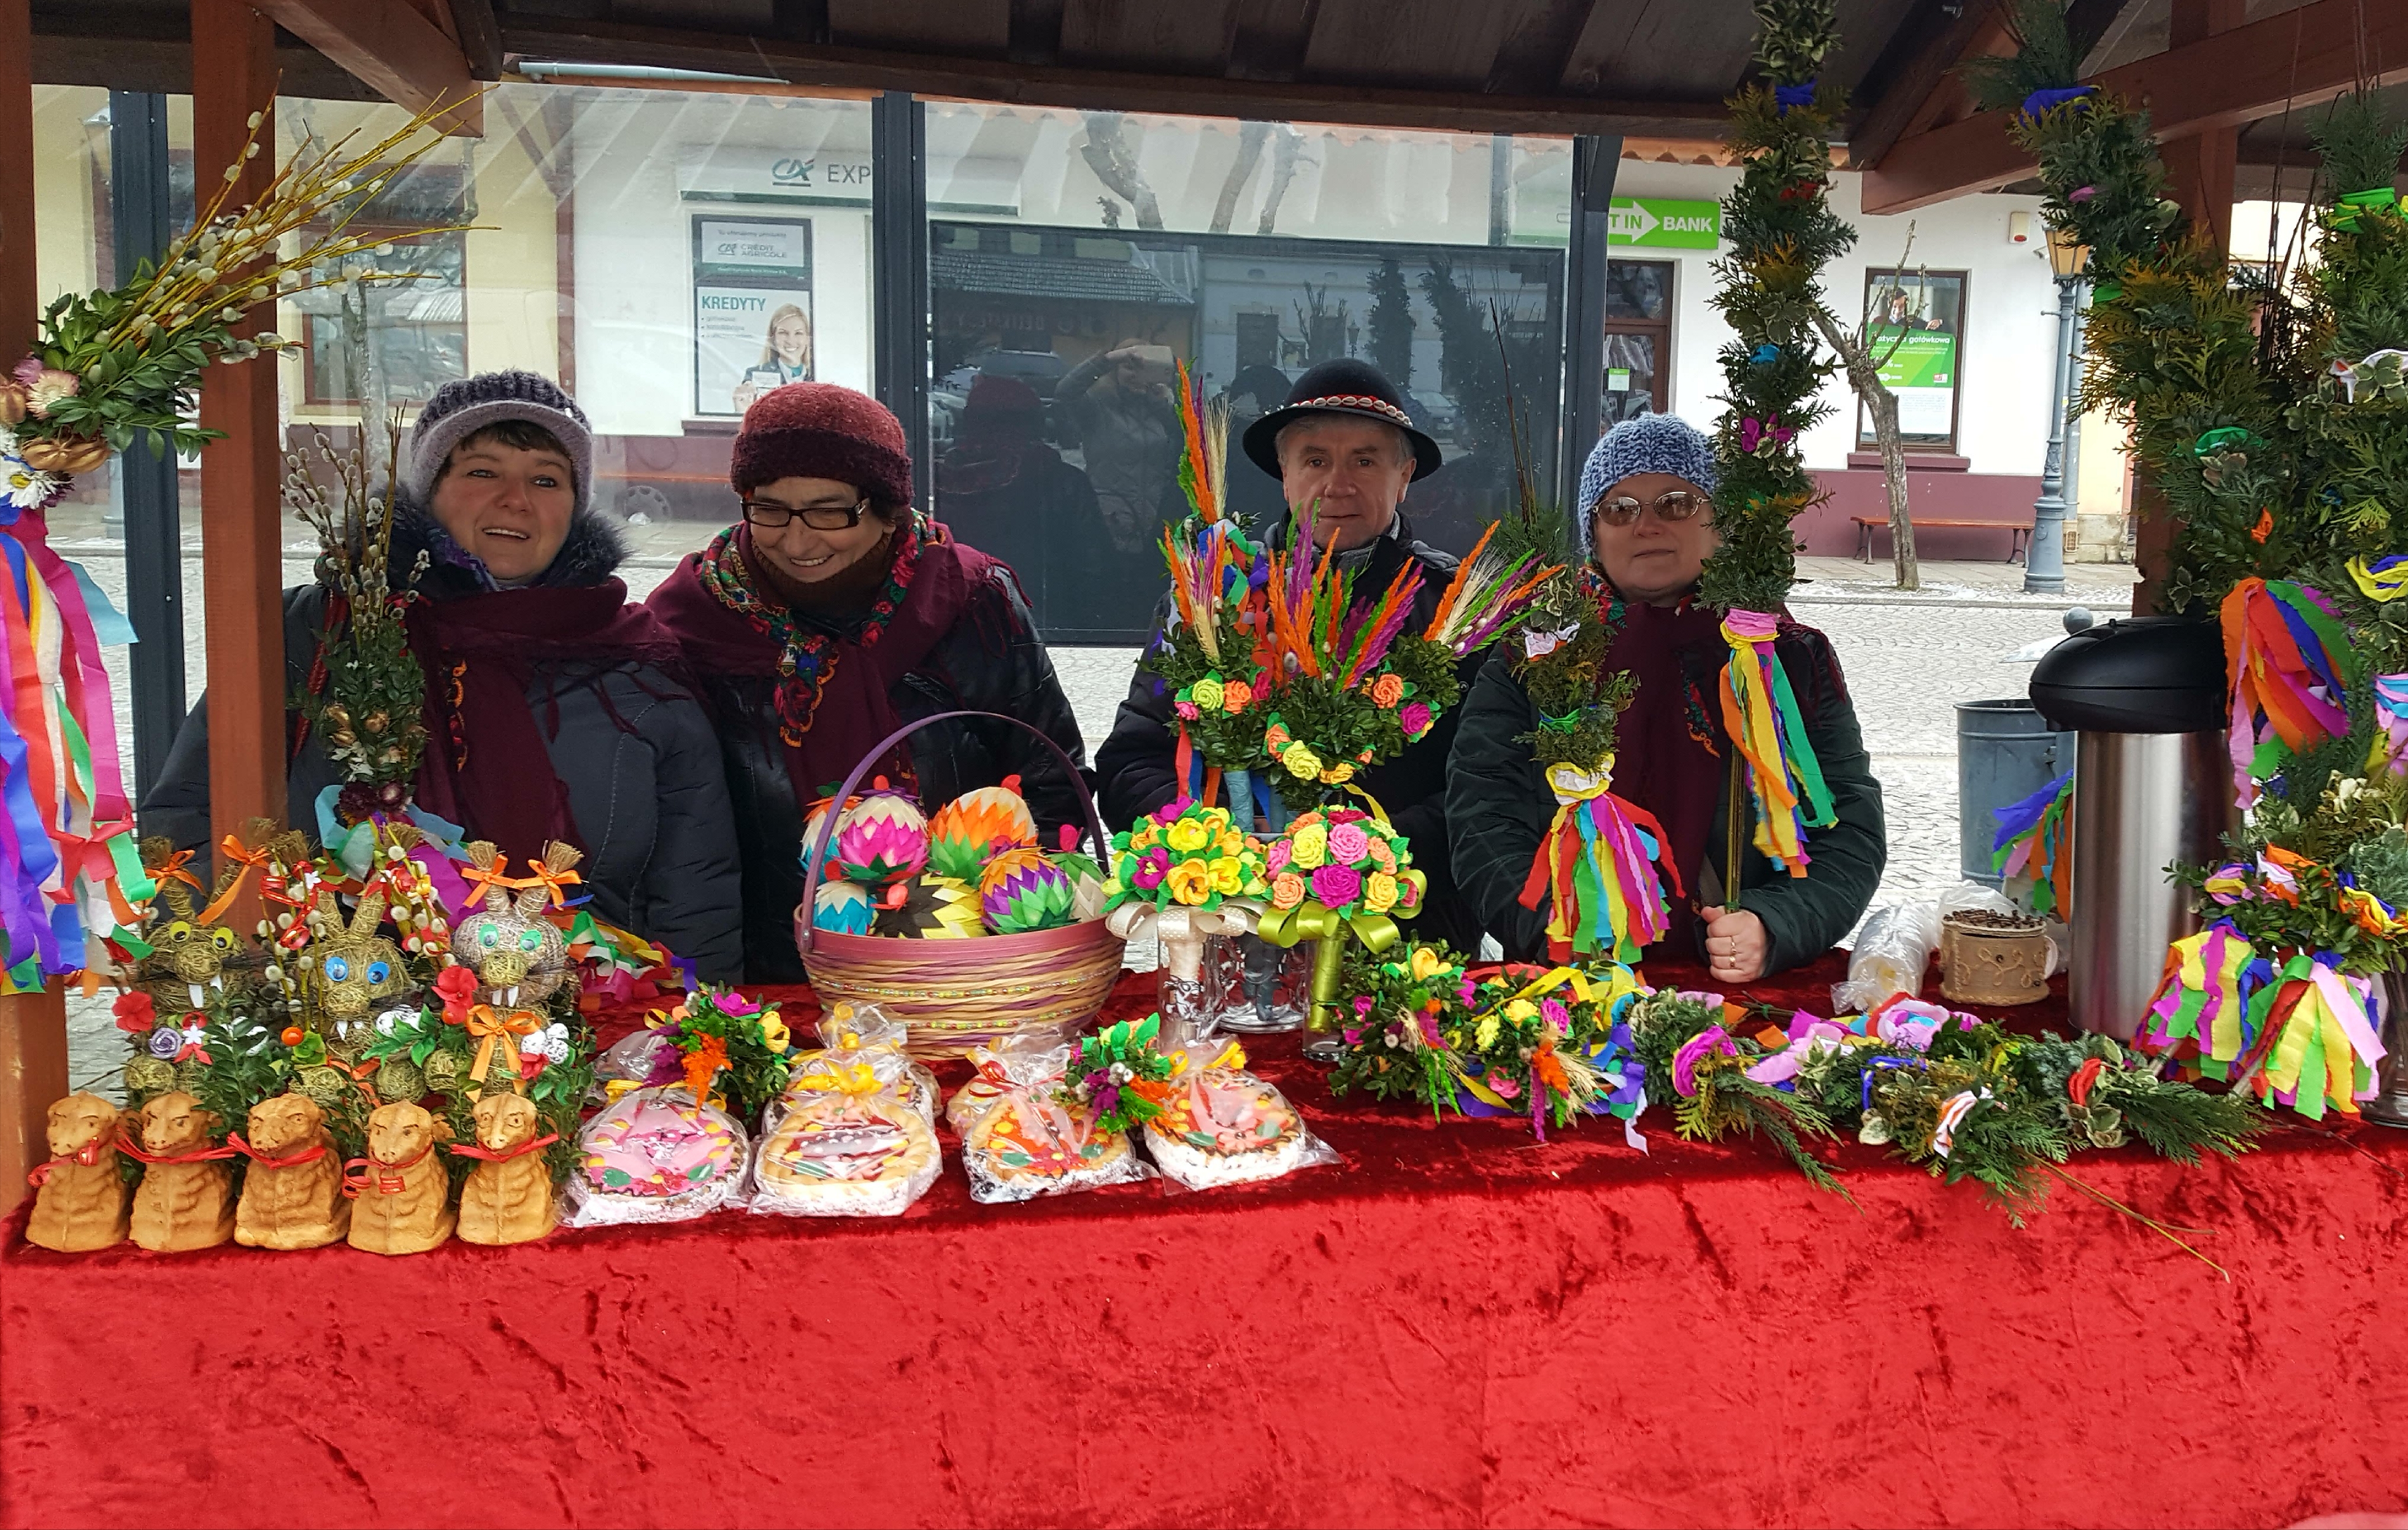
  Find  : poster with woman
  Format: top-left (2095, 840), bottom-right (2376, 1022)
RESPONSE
top-left (693, 216), bottom-right (814, 417)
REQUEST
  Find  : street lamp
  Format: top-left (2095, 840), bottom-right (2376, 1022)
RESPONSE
top-left (2026, 224), bottom-right (2090, 594)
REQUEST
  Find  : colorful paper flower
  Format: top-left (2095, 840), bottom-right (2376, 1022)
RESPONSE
top-left (1174, 700), bottom-right (1201, 720)
top-left (1399, 701), bottom-right (1433, 738)
top-left (1364, 872), bottom-right (1399, 913)
top-left (1280, 742), bottom-right (1323, 780)
top-left (1289, 823), bottom-right (1329, 870)
top-left (1265, 839), bottom-right (1291, 875)
top-left (1329, 822), bottom-right (1371, 864)
top-left (1311, 865), bottom-right (1362, 908)
top-left (1271, 872), bottom-right (1307, 910)
top-left (1132, 848), bottom-right (1170, 890)
top-left (1191, 675), bottom-right (1225, 710)
top-left (1222, 679), bottom-right (1253, 712)
top-left (1370, 673), bottom-right (1405, 707)
top-left (113, 991), bottom-right (157, 1033)
top-left (1167, 817), bottom-right (1209, 854)
top-left (1165, 860), bottom-right (1212, 906)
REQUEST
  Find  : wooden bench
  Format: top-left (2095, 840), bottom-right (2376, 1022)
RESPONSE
top-left (1853, 515), bottom-right (2030, 565)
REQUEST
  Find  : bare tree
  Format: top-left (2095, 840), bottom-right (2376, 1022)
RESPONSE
top-left (1810, 224), bottom-right (1928, 591)
top-left (1079, 114), bottom-right (1163, 230)
top-left (1257, 125), bottom-right (1305, 235)
top-left (1211, 121), bottom-right (1272, 234)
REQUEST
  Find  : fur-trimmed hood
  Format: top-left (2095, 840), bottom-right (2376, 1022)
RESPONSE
top-left (386, 491), bottom-right (630, 601)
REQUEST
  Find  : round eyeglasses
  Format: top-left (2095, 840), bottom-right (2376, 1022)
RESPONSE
top-left (1593, 489), bottom-right (1712, 528)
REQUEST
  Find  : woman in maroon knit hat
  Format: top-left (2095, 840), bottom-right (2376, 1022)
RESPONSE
top-left (648, 382), bottom-right (1089, 982)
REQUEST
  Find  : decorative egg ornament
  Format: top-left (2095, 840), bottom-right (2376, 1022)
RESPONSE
top-left (832, 790), bottom-right (929, 886)
top-left (811, 880), bottom-right (874, 936)
top-left (925, 776), bottom-right (1039, 881)
top-left (978, 846), bottom-right (1076, 935)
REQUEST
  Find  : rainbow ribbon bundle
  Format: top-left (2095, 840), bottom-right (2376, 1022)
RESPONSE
top-left (1990, 770), bottom-right (2073, 917)
top-left (0, 509), bottom-right (154, 989)
top-left (2144, 925), bottom-right (2385, 1120)
top-left (2367, 674), bottom-right (2408, 776)
top-left (1718, 610), bottom-right (1835, 876)
top-left (1518, 760), bottom-right (1680, 965)
top-left (2220, 577), bottom-right (2351, 810)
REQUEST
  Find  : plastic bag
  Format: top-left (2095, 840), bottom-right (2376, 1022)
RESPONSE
top-left (948, 1033), bottom-right (1151, 1203)
top-left (1833, 882), bottom-right (2059, 1015)
top-left (764, 1002), bottom-right (939, 1135)
top-left (591, 1027), bottom-right (678, 1097)
top-left (564, 1085), bottom-right (749, 1227)
top-left (748, 1033), bottom-right (940, 1217)
top-left (1140, 1034), bottom-right (1339, 1191)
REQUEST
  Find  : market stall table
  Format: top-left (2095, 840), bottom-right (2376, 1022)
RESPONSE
top-left (4, 951), bottom-right (2403, 1530)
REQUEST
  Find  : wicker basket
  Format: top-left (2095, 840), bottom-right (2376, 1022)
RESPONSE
top-left (793, 708), bottom-right (1125, 1059)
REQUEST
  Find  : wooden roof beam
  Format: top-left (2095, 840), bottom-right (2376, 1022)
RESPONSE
top-left (497, 15), bottom-right (1727, 138)
top-left (254, 0), bottom-right (485, 134)
top-left (1861, 0), bottom-right (2408, 215)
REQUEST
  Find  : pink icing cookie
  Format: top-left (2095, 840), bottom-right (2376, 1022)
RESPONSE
top-left (582, 1093), bottom-right (741, 1198)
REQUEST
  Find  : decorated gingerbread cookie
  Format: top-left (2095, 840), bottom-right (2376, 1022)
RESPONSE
top-left (960, 1091), bottom-right (1136, 1202)
top-left (569, 1087), bottom-right (745, 1225)
top-left (754, 1095), bottom-right (940, 1217)
top-left (1143, 1067), bottom-right (1311, 1190)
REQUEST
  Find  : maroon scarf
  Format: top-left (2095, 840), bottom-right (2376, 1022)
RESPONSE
top-left (1600, 591), bottom-right (1843, 955)
top-left (408, 579), bottom-right (687, 866)
top-left (647, 527), bottom-right (1001, 809)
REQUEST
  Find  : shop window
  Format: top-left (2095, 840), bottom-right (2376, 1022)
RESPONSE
top-left (1858, 268), bottom-right (1966, 453)
top-left (1603, 259), bottom-right (1673, 425)
top-left (298, 226), bottom-right (469, 409)
top-left (922, 105), bottom-right (1570, 644)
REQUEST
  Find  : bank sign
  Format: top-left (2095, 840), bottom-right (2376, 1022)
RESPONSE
top-left (1608, 197), bottom-right (1721, 250)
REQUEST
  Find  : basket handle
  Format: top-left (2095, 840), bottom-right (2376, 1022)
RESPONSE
top-left (796, 709), bottom-right (1107, 956)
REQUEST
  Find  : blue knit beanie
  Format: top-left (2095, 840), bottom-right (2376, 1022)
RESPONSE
top-left (1574, 413), bottom-right (1717, 553)
top-left (404, 370), bottom-right (595, 518)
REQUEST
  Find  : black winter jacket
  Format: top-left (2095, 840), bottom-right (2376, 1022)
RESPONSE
top-left (1446, 630), bottom-right (1887, 976)
top-left (679, 559), bottom-right (1091, 984)
top-left (139, 504), bottom-right (748, 981)
top-left (1093, 512), bottom-right (1486, 954)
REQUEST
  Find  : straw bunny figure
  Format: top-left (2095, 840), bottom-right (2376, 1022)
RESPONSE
top-left (304, 886), bottom-right (412, 1059)
top-left (135, 835), bottom-right (252, 1016)
top-left (455, 841), bottom-right (579, 1008)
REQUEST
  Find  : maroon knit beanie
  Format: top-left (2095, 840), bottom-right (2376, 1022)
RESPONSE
top-left (729, 382), bottom-right (914, 509)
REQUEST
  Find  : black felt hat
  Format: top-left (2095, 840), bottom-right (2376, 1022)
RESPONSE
top-left (1239, 358), bottom-right (1443, 482)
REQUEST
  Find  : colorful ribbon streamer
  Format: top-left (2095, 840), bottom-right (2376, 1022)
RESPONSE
top-left (1718, 610), bottom-right (1835, 878)
top-left (1517, 758), bottom-right (1681, 963)
top-left (1990, 770), bottom-right (2073, 917)
top-left (2220, 577), bottom-right (2350, 810)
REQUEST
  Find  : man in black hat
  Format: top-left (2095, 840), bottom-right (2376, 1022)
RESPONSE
top-left (1093, 358), bottom-right (1484, 958)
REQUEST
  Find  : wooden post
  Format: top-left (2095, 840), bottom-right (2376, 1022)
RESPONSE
top-left (0, 0), bottom-right (71, 1212)
top-left (192, 1), bottom-right (286, 903)
top-left (2159, 0), bottom-right (2244, 250)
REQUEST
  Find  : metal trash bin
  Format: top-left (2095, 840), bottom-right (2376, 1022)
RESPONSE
top-left (2029, 615), bottom-right (2232, 1040)
top-left (1955, 699), bottom-right (2068, 892)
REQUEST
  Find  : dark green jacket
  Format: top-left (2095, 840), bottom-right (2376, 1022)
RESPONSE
top-left (1445, 631), bottom-right (1887, 976)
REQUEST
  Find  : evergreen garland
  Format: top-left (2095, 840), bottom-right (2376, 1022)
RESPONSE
top-left (1701, 0), bottom-right (1848, 615)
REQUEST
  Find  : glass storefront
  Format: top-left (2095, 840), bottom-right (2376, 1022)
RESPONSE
top-left (922, 105), bottom-right (1572, 641)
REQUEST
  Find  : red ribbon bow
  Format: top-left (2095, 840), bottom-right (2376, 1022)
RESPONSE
top-left (340, 1139), bottom-right (437, 1200)
top-left (25, 1136), bottom-right (113, 1188)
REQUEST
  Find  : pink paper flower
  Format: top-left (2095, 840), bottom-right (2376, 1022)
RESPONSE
top-left (1329, 822), bottom-right (1371, 866)
top-left (1173, 701), bottom-right (1200, 720)
top-left (1309, 864), bottom-right (1360, 909)
top-left (1265, 840), bottom-right (1291, 875)
top-left (1132, 848), bottom-right (1170, 890)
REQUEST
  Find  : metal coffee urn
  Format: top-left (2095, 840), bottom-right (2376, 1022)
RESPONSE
top-left (2028, 615), bottom-right (2233, 1040)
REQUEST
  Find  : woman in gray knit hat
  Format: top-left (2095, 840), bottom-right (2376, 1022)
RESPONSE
top-left (141, 370), bottom-right (745, 981)
top-left (1445, 413), bottom-right (1886, 983)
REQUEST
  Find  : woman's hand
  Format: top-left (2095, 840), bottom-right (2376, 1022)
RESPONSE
top-left (1698, 905), bottom-right (1769, 985)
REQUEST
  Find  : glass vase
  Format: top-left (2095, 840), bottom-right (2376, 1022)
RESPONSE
top-left (1217, 933), bottom-right (1310, 1033)
top-left (1157, 928), bottom-right (1235, 1041)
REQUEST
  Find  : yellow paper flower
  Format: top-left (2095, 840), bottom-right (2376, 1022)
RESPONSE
top-left (1192, 675), bottom-right (1226, 710)
top-left (1130, 824), bottom-right (1160, 850)
top-left (1223, 679), bottom-right (1253, 712)
top-left (1208, 856), bottom-right (1244, 894)
top-left (1505, 998), bottom-right (1538, 1023)
top-left (1215, 829), bottom-right (1243, 856)
top-left (1475, 1013), bottom-right (1501, 1050)
top-left (1167, 818), bottom-right (1209, 853)
top-left (1321, 762), bottom-right (1355, 785)
top-left (1271, 872), bottom-right (1307, 909)
top-left (1281, 741), bottom-right (1323, 780)
top-left (758, 1012), bottom-right (791, 1051)
top-left (1166, 860), bottom-right (1212, 905)
top-left (1370, 673), bottom-right (1405, 708)
top-left (1289, 822), bottom-right (1329, 870)
top-left (1364, 872), bottom-right (1399, 913)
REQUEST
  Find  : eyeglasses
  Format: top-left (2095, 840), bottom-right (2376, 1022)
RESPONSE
top-left (1593, 489), bottom-right (1712, 527)
top-left (742, 495), bottom-right (872, 531)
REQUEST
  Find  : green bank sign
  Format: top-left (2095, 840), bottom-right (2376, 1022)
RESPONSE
top-left (1608, 197), bottom-right (1721, 249)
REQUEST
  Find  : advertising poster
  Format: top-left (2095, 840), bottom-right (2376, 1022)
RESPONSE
top-left (693, 216), bottom-right (814, 417)
top-left (1861, 270), bottom-right (1965, 449)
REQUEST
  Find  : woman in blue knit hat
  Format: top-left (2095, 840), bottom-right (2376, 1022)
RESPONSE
top-left (1444, 413), bottom-right (1886, 982)
top-left (141, 370), bottom-right (745, 980)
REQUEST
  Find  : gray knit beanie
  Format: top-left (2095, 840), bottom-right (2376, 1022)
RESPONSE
top-left (1574, 412), bottom-right (1718, 553)
top-left (404, 370), bottom-right (595, 518)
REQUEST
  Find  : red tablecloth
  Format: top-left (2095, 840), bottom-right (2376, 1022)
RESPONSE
top-left (5, 952), bottom-right (2405, 1529)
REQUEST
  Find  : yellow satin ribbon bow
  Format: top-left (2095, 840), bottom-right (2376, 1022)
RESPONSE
top-left (790, 1058), bottom-right (883, 1097)
top-left (464, 1005), bottom-right (543, 1097)
top-left (1257, 901), bottom-right (1402, 955)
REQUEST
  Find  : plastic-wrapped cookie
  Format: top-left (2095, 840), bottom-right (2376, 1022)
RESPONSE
top-left (1143, 1068), bottom-right (1313, 1190)
top-left (567, 1087), bottom-right (747, 1226)
top-left (752, 1095), bottom-right (940, 1218)
top-left (960, 1091), bottom-right (1139, 1203)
